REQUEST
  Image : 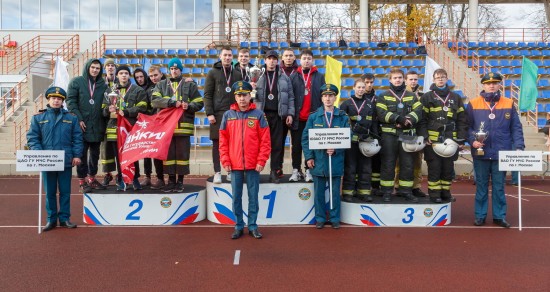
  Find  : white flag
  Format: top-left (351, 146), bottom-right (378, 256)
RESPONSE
top-left (53, 56), bottom-right (70, 91)
top-left (423, 56), bottom-right (441, 91)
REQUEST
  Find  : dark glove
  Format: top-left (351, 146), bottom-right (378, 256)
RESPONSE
top-left (396, 115), bottom-right (406, 125)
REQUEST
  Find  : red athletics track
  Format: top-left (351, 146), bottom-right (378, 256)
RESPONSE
top-left (0, 175), bottom-right (549, 291)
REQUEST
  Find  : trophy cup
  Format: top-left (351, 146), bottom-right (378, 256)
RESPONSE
top-left (246, 57), bottom-right (265, 98)
top-left (105, 84), bottom-right (119, 119)
top-left (474, 122), bottom-right (488, 156)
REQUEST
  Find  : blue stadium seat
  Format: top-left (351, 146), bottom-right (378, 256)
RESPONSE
top-left (204, 67), bottom-right (211, 74)
top-left (198, 49), bottom-right (207, 56)
top-left (124, 49), bottom-right (135, 56)
top-left (544, 60), bottom-right (550, 66)
top-left (349, 42), bottom-right (358, 48)
top-left (280, 42), bottom-right (289, 48)
top-left (199, 136), bottom-right (213, 147)
top-left (329, 42), bottom-right (338, 48)
top-left (319, 42), bottom-right (328, 48)
top-left (533, 59), bottom-right (543, 66)
top-left (250, 49), bottom-right (259, 56)
top-left (537, 103), bottom-right (544, 112)
top-left (318, 67), bottom-right (325, 74)
top-left (156, 49), bottom-right (166, 57)
top-left (512, 67), bottom-right (522, 75)
top-left (166, 49), bottom-right (177, 56)
top-left (402, 59), bottom-right (413, 66)
top-left (321, 49), bottom-right (331, 56)
top-left (195, 59), bottom-right (205, 66)
top-left (391, 59), bottom-right (401, 66)
top-left (312, 49), bottom-right (321, 56)
top-left (332, 50), bottom-right (342, 56)
top-left (501, 67), bottom-right (512, 75)
top-left (541, 50), bottom-right (550, 56)
top-left (347, 59), bottom-right (357, 66)
top-left (190, 136), bottom-right (196, 146)
top-left (539, 118), bottom-right (547, 126)
top-left (374, 49), bottom-right (385, 56)
top-left (499, 50), bottom-right (510, 57)
top-left (129, 58), bottom-right (140, 66)
top-left (162, 58), bottom-right (171, 64)
top-left (395, 50), bottom-right (406, 56)
top-left (374, 68), bottom-right (385, 75)
top-left (260, 41), bottom-right (268, 47)
top-left (191, 68), bottom-right (202, 74)
top-left (343, 49), bottom-right (353, 56)
top-left (363, 49), bottom-right (373, 55)
top-left (177, 49), bottom-right (186, 56)
top-left (511, 60), bottom-right (521, 67)
top-left (454, 90), bottom-right (464, 97)
top-left (160, 67), bottom-right (168, 74)
top-left (381, 79), bottom-right (390, 87)
top-left (249, 42), bottom-right (258, 48)
top-left (270, 41), bottom-right (278, 48)
top-left (539, 79), bottom-right (550, 87)
top-left (385, 50), bottom-right (395, 57)
top-left (299, 42), bottom-right (308, 48)
top-left (358, 59), bottom-right (368, 66)
top-left (187, 49), bottom-right (197, 56)
top-left (500, 59), bottom-right (510, 66)
top-left (538, 68), bottom-right (547, 74)
top-left (194, 117), bottom-right (201, 127)
top-left (206, 58), bottom-right (216, 66)
top-left (314, 59), bottom-right (324, 66)
top-left (369, 59), bottom-right (378, 66)
top-left (104, 49), bottom-right (114, 56)
top-left (208, 49), bottom-right (218, 56)
top-left (351, 67), bottom-right (362, 75)
top-left (117, 58), bottom-right (128, 64)
top-left (510, 49), bottom-right (522, 56)
top-left (379, 59), bottom-right (390, 67)
top-left (203, 117), bottom-right (210, 127)
top-left (412, 59), bottom-right (424, 67)
top-left (340, 89), bottom-right (349, 98)
top-left (488, 50), bottom-right (499, 56)
top-left (285, 136), bottom-right (290, 147)
top-left (114, 49), bottom-right (125, 56)
top-left (531, 50), bottom-right (541, 57)
top-left (344, 78), bottom-right (354, 86)
top-left (359, 42), bottom-right (368, 48)
top-left (342, 68), bottom-right (351, 75)
top-left (477, 50), bottom-right (489, 57)
top-left (363, 68), bottom-right (373, 74)
top-left (240, 41), bottom-right (249, 48)
top-left (184, 58), bottom-right (193, 65)
top-left (309, 42), bottom-right (319, 48)
top-left (488, 59), bottom-right (499, 67)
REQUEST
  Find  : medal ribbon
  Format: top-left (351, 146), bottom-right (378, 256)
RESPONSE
top-left (484, 100), bottom-right (498, 116)
top-left (350, 97), bottom-right (366, 116)
top-left (117, 84), bottom-right (131, 109)
top-left (434, 92), bottom-right (450, 108)
top-left (222, 66), bottom-right (232, 89)
top-left (240, 67), bottom-right (249, 81)
top-left (389, 89), bottom-right (406, 104)
top-left (324, 110), bottom-right (334, 128)
top-left (266, 71), bottom-right (276, 96)
top-left (301, 69), bottom-right (312, 92)
top-left (168, 79), bottom-right (184, 100)
top-left (88, 80), bottom-right (96, 102)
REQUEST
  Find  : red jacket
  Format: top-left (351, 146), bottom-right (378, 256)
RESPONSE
top-left (219, 103), bottom-right (271, 170)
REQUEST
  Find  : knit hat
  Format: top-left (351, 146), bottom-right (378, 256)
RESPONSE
top-left (168, 58), bottom-right (183, 71)
top-left (116, 65), bottom-right (131, 75)
top-left (104, 58), bottom-right (116, 66)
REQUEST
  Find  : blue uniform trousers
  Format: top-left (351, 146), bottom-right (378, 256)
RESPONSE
top-left (43, 167), bottom-right (73, 223)
top-left (313, 175), bottom-right (341, 224)
top-left (473, 159), bottom-right (507, 220)
top-left (231, 170), bottom-right (260, 231)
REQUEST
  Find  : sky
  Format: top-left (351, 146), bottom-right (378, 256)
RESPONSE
top-left (499, 4), bottom-right (542, 28)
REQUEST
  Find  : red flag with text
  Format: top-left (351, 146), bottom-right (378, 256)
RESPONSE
top-left (118, 107), bottom-right (184, 183)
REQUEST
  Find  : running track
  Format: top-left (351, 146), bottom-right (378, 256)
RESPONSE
top-left (0, 176), bottom-right (549, 291)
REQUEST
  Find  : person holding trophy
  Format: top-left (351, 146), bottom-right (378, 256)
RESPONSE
top-left (101, 65), bottom-right (148, 191)
top-left (466, 72), bottom-right (525, 228)
top-left (251, 50), bottom-right (295, 183)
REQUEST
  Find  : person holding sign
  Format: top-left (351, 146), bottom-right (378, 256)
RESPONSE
top-left (302, 84), bottom-right (350, 229)
top-left (466, 72), bottom-right (525, 228)
top-left (219, 81), bottom-right (271, 239)
top-left (27, 87), bottom-right (83, 232)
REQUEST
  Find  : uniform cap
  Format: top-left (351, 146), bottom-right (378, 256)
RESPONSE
top-left (231, 81), bottom-right (253, 95)
top-left (480, 72), bottom-right (503, 84)
top-left (320, 84), bottom-right (339, 96)
top-left (45, 86), bottom-right (67, 100)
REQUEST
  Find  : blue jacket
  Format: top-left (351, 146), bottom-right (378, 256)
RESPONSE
top-left (466, 95), bottom-right (525, 160)
top-left (27, 106), bottom-right (83, 168)
top-left (302, 107), bottom-right (350, 177)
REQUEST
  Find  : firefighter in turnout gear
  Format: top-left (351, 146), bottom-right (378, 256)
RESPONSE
top-left (340, 79), bottom-right (378, 202)
top-left (376, 69), bottom-right (423, 203)
top-left (418, 69), bottom-right (468, 203)
top-left (101, 65), bottom-right (148, 191)
top-left (151, 58), bottom-right (204, 192)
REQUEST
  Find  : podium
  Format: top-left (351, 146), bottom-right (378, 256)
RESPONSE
top-left (83, 184), bottom-right (206, 225)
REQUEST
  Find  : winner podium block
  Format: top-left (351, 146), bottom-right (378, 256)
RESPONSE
top-left (83, 184), bottom-right (206, 225)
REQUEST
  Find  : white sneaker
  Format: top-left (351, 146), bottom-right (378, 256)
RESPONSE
top-left (226, 171), bottom-right (231, 182)
top-left (304, 169), bottom-right (313, 182)
top-left (289, 169), bottom-right (302, 182)
top-left (213, 172), bottom-right (222, 184)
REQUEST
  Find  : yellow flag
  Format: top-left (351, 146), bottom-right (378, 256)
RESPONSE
top-left (325, 56), bottom-right (343, 105)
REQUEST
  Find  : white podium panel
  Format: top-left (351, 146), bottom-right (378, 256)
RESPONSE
top-left (83, 187), bottom-right (206, 225)
top-left (206, 179), bottom-right (316, 225)
top-left (341, 202), bottom-right (451, 226)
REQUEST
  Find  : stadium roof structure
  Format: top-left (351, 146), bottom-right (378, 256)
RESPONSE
top-left (223, 0), bottom-right (548, 6)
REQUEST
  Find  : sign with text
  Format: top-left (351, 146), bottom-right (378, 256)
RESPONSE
top-left (308, 128), bottom-right (351, 149)
top-left (16, 150), bottom-right (65, 172)
top-left (499, 151), bottom-right (543, 171)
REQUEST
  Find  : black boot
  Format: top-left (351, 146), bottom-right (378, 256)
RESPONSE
top-left (429, 190), bottom-right (442, 203)
top-left (441, 190), bottom-right (456, 202)
top-left (269, 170), bottom-right (280, 184)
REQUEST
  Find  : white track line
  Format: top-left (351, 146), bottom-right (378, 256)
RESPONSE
top-left (233, 250), bottom-right (241, 265)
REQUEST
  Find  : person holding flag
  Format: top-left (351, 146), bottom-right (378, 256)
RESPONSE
top-left (101, 65), bottom-right (148, 191)
top-left (302, 84), bottom-right (349, 229)
top-left (151, 58), bottom-right (203, 193)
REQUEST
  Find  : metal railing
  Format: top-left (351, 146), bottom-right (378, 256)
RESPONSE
top-left (13, 109), bottom-right (28, 151)
top-left (0, 77), bottom-right (29, 126)
top-left (440, 28), bottom-right (550, 43)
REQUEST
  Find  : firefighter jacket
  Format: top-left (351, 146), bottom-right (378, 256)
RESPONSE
top-left (151, 76), bottom-right (203, 136)
top-left (340, 94), bottom-right (378, 142)
top-left (102, 83), bottom-right (148, 141)
top-left (376, 88), bottom-right (423, 136)
top-left (417, 84), bottom-right (469, 144)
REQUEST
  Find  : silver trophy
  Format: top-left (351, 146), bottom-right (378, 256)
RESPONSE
top-left (246, 57), bottom-right (265, 98)
top-left (474, 122), bottom-right (488, 156)
top-left (105, 83), bottom-right (119, 119)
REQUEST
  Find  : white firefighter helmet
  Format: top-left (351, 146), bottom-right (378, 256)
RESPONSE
top-left (432, 138), bottom-right (459, 157)
top-left (359, 138), bottom-right (381, 157)
top-left (401, 136), bottom-right (426, 152)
